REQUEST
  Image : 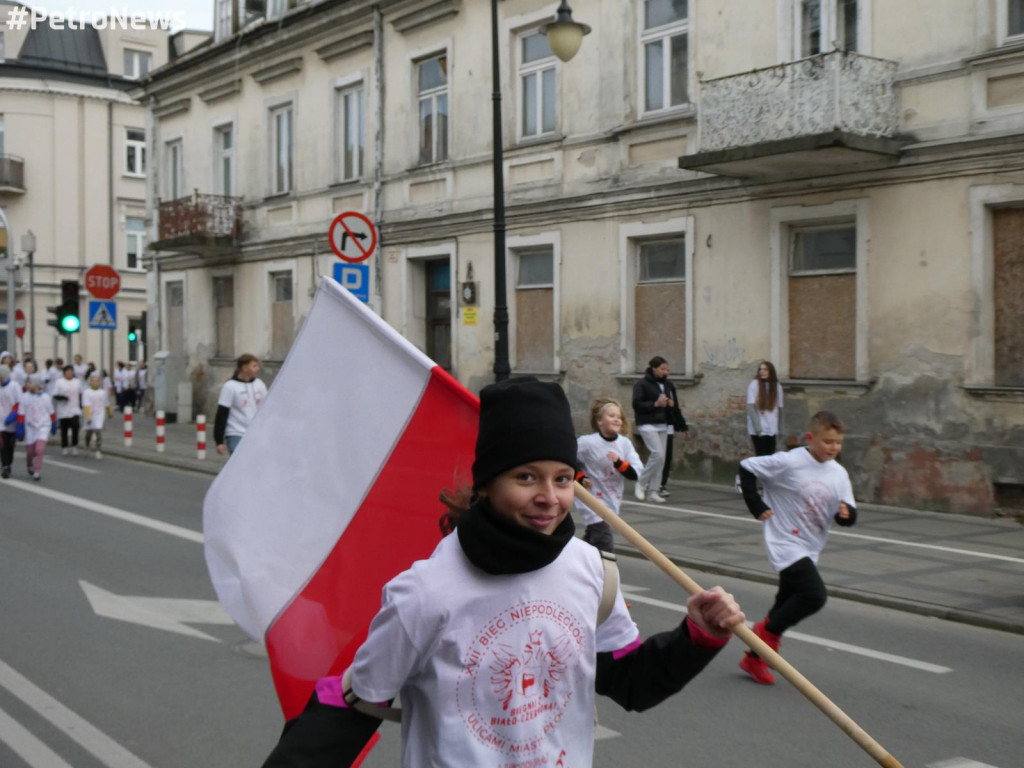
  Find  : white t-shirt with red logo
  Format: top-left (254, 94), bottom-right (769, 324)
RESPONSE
top-left (574, 432), bottom-right (643, 524)
top-left (740, 447), bottom-right (855, 572)
top-left (216, 378), bottom-right (267, 438)
top-left (349, 534), bottom-right (639, 768)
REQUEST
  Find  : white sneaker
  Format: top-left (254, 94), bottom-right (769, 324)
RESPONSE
top-left (647, 491), bottom-right (667, 504)
top-left (71, 447), bottom-right (78, 457)
top-left (95, 451), bottom-right (102, 460)
top-left (61, 448), bottom-right (68, 456)
top-left (634, 485), bottom-right (646, 501)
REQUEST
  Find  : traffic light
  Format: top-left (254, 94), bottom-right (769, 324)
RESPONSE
top-left (47, 280), bottom-right (81, 336)
top-left (127, 328), bottom-right (138, 343)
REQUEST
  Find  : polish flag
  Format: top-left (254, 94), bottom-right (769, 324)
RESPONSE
top-left (203, 277), bottom-right (479, 719)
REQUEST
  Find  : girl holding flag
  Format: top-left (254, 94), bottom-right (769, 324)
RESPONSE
top-left (262, 376), bottom-right (744, 767)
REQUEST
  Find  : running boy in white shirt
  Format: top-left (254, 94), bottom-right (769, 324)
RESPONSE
top-left (736, 410), bottom-right (857, 685)
top-left (17, 374), bottom-right (57, 481)
top-left (574, 397), bottom-right (643, 553)
top-left (82, 373), bottom-right (110, 459)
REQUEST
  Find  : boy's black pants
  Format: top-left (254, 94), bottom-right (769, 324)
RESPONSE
top-left (1, 431), bottom-right (14, 468)
top-left (60, 416), bottom-right (80, 448)
top-left (764, 557), bottom-right (828, 636)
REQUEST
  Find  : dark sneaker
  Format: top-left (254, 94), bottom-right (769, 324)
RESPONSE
top-left (657, 486), bottom-right (671, 497)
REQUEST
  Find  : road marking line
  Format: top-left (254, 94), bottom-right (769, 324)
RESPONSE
top-left (45, 459), bottom-right (100, 474)
top-left (619, 591), bottom-right (952, 674)
top-left (0, 658), bottom-right (156, 768)
top-left (4, 480), bottom-right (203, 543)
top-left (927, 760), bottom-right (1001, 768)
top-left (625, 501), bottom-right (1024, 564)
top-left (0, 705), bottom-right (75, 768)
top-left (594, 723), bottom-right (620, 740)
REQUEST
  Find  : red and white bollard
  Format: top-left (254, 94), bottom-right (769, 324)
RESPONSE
top-left (123, 406), bottom-right (133, 447)
top-left (196, 414), bottom-right (206, 460)
top-left (156, 410), bottom-right (166, 453)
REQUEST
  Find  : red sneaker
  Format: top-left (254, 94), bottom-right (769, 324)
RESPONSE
top-left (739, 651), bottom-right (776, 685)
top-left (753, 620), bottom-right (781, 653)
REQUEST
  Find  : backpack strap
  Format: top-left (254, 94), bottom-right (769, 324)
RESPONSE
top-left (338, 550), bottom-right (620, 724)
top-left (341, 667), bottom-right (403, 723)
top-left (597, 550), bottom-right (619, 626)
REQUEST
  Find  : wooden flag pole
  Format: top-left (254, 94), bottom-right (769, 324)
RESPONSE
top-left (574, 483), bottom-right (904, 768)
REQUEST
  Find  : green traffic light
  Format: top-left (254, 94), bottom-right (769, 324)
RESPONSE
top-left (128, 331), bottom-right (137, 342)
top-left (61, 315), bottom-right (81, 333)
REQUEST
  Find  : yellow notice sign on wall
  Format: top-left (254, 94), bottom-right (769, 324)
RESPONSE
top-left (462, 307), bottom-right (478, 326)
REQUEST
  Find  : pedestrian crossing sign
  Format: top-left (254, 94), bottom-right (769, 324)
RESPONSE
top-left (89, 300), bottom-right (117, 330)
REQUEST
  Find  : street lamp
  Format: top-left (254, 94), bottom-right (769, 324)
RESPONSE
top-left (491, 0), bottom-right (589, 382)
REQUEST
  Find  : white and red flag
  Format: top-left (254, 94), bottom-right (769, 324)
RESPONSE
top-left (203, 277), bottom-right (479, 719)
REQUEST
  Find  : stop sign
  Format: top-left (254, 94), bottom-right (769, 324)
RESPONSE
top-left (14, 309), bottom-right (25, 338)
top-left (85, 264), bottom-right (121, 299)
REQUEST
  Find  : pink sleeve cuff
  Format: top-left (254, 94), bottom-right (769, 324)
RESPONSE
top-left (685, 617), bottom-right (730, 649)
top-left (314, 675), bottom-right (348, 708)
top-left (611, 636), bottom-right (643, 660)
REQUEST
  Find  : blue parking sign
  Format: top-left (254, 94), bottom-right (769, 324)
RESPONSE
top-left (333, 262), bottom-right (370, 303)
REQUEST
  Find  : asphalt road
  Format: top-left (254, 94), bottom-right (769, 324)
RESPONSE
top-left (1, 454), bottom-right (1021, 767)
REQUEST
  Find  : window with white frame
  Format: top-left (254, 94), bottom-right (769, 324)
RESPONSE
top-left (641, 0), bottom-right (689, 113)
top-left (513, 246), bottom-right (556, 371)
top-left (519, 31), bottom-right (557, 139)
top-left (214, 124), bottom-right (234, 197)
top-left (635, 237), bottom-right (686, 369)
top-left (166, 139), bottom-right (183, 200)
top-left (126, 129), bottom-right (145, 176)
top-left (1009, 0), bottom-right (1024, 39)
top-left (336, 83), bottom-right (365, 182)
top-left (787, 221), bottom-right (857, 379)
top-left (268, 0), bottom-right (287, 20)
top-left (794, 0), bottom-right (859, 57)
top-left (123, 48), bottom-right (152, 80)
top-left (417, 54), bottom-right (449, 165)
top-left (270, 270), bottom-right (294, 358)
top-left (215, 0), bottom-right (232, 40)
top-left (125, 217), bottom-right (146, 271)
top-left (270, 104), bottom-right (294, 195)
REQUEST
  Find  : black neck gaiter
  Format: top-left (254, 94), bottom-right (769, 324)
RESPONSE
top-left (456, 499), bottom-right (575, 575)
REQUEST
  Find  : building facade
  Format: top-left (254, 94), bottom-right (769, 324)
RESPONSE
top-left (0, 2), bottom-right (180, 372)
top-left (140, 0), bottom-right (1023, 515)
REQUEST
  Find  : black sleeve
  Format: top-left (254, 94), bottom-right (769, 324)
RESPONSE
top-left (739, 466), bottom-right (770, 519)
top-left (213, 404), bottom-right (230, 445)
top-left (834, 504), bottom-right (857, 527)
top-left (632, 381), bottom-right (656, 417)
top-left (595, 619), bottom-right (723, 712)
top-left (614, 459), bottom-right (638, 481)
top-left (262, 693), bottom-right (383, 768)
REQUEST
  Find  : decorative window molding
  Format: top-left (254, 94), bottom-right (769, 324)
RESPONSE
top-left (199, 80), bottom-right (243, 105)
top-left (390, 0), bottom-right (460, 34)
top-left (252, 57), bottom-right (304, 86)
top-left (316, 28), bottom-right (374, 62)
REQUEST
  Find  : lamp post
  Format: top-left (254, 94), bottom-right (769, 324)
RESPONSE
top-left (491, 0), bottom-right (590, 381)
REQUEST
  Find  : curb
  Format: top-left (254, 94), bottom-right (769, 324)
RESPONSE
top-left (614, 545), bottom-right (1024, 637)
top-left (98, 446), bottom-right (223, 476)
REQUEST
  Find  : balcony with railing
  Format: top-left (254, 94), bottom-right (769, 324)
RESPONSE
top-left (0, 155), bottom-right (26, 194)
top-left (152, 191), bottom-right (243, 255)
top-left (680, 51), bottom-right (906, 181)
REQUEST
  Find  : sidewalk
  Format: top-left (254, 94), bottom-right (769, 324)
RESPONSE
top-left (104, 413), bottom-right (1024, 635)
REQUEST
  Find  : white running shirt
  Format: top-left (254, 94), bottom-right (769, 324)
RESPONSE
top-left (740, 447), bottom-right (855, 571)
top-left (574, 432), bottom-right (643, 525)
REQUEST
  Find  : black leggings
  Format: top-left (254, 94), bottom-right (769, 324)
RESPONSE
top-left (60, 416), bottom-right (80, 448)
top-left (764, 557), bottom-right (827, 636)
top-left (1, 431), bottom-right (14, 468)
top-left (751, 434), bottom-right (777, 456)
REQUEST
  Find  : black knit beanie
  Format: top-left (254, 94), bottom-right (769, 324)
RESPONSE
top-left (472, 376), bottom-right (578, 489)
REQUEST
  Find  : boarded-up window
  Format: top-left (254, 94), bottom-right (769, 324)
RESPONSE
top-left (165, 280), bottom-right (184, 353)
top-left (270, 271), bottom-right (293, 359)
top-left (426, 260), bottom-right (451, 371)
top-left (635, 238), bottom-right (685, 371)
top-left (992, 208), bottom-right (1024, 386)
top-left (213, 276), bottom-right (234, 358)
top-left (515, 247), bottom-right (554, 371)
top-left (788, 224), bottom-right (855, 379)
